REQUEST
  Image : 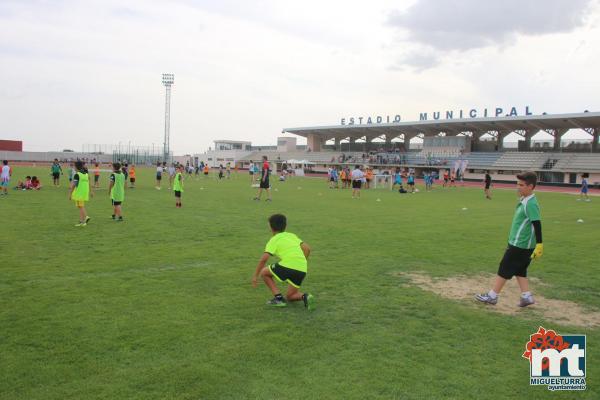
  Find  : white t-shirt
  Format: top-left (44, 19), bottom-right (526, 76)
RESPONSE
top-left (156, 166), bottom-right (162, 174)
top-left (351, 169), bottom-right (364, 181)
top-left (1, 165), bottom-right (10, 180)
top-left (168, 166), bottom-right (176, 176)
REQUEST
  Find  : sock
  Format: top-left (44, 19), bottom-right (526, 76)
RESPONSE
top-left (521, 291), bottom-right (532, 298)
top-left (488, 290), bottom-right (498, 299)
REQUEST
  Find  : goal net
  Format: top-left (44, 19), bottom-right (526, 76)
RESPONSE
top-left (372, 174), bottom-right (393, 190)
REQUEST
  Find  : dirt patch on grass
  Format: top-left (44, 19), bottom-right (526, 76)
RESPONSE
top-left (396, 272), bottom-right (600, 328)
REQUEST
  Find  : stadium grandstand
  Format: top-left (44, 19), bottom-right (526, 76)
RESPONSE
top-left (196, 112), bottom-right (600, 187)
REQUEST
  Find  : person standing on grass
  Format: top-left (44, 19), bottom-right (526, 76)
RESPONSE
top-left (484, 171), bottom-right (492, 200)
top-left (69, 161), bottom-right (92, 227)
top-left (407, 172), bottom-right (415, 193)
top-left (329, 167), bottom-right (339, 189)
top-left (50, 159), bottom-right (63, 187)
top-left (166, 163), bottom-right (175, 189)
top-left (108, 162), bottom-right (125, 221)
top-left (128, 164), bottom-right (136, 188)
top-left (351, 165), bottom-right (364, 199)
top-left (476, 171), bottom-right (543, 307)
top-left (252, 214), bottom-right (315, 310)
top-left (579, 173), bottom-right (590, 202)
top-left (155, 162), bottom-right (163, 190)
top-left (68, 162), bottom-right (75, 185)
top-left (1, 160), bottom-right (12, 195)
top-left (173, 165), bottom-right (184, 208)
top-left (365, 167), bottom-right (374, 189)
top-left (248, 162), bottom-right (255, 183)
top-left (92, 163), bottom-right (101, 188)
top-left (254, 156), bottom-right (272, 201)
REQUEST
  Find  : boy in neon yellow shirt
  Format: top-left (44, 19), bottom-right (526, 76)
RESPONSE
top-left (173, 165), bottom-right (184, 208)
top-left (252, 214), bottom-right (315, 310)
top-left (68, 161), bottom-right (93, 227)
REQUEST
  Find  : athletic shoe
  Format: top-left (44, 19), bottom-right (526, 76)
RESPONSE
top-left (253, 197), bottom-right (260, 201)
top-left (112, 215), bottom-right (115, 220)
top-left (74, 222), bottom-right (87, 227)
top-left (266, 297), bottom-right (287, 307)
top-left (85, 216), bottom-right (91, 224)
top-left (303, 293), bottom-right (315, 311)
top-left (475, 293), bottom-right (498, 305)
top-left (519, 296), bottom-right (535, 308)
top-left (265, 198), bottom-right (272, 202)
top-left (116, 217), bottom-right (124, 222)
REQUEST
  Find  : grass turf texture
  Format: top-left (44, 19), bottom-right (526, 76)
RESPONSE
top-left (1, 166), bottom-right (598, 399)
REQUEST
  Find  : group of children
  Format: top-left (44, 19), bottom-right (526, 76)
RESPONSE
top-left (14, 176), bottom-right (42, 190)
top-left (4, 156), bottom-right (598, 314)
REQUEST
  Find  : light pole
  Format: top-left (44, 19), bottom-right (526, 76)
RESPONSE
top-left (162, 73), bottom-right (174, 163)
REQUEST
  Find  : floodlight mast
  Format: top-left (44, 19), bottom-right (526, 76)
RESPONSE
top-left (162, 73), bottom-right (174, 163)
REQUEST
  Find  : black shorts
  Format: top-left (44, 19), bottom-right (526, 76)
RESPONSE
top-left (52, 172), bottom-right (60, 179)
top-left (352, 180), bottom-right (362, 189)
top-left (249, 171), bottom-right (254, 175)
top-left (485, 183), bottom-right (491, 189)
top-left (259, 179), bottom-right (270, 189)
top-left (174, 190), bottom-right (181, 198)
top-left (111, 200), bottom-right (122, 206)
top-left (156, 174), bottom-right (162, 181)
top-left (497, 245), bottom-right (534, 279)
top-left (130, 177), bottom-right (135, 183)
top-left (94, 175), bottom-right (99, 182)
top-left (269, 263), bottom-right (306, 288)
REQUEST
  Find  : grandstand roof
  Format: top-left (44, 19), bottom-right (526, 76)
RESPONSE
top-left (282, 112), bottom-right (600, 139)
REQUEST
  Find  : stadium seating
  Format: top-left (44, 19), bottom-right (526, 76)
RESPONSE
top-left (492, 152), bottom-right (547, 170)
top-left (552, 154), bottom-right (600, 171)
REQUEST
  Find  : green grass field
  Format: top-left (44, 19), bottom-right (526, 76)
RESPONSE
top-left (1, 166), bottom-right (598, 399)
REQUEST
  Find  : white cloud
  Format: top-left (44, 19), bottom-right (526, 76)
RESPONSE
top-left (0, 0), bottom-right (598, 152)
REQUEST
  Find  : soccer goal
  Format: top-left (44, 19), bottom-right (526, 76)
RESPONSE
top-left (372, 174), bottom-right (393, 190)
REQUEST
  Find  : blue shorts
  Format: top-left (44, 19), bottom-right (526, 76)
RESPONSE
top-left (581, 188), bottom-right (588, 194)
top-left (0, 179), bottom-right (9, 187)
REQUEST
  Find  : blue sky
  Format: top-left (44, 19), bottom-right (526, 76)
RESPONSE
top-left (1, 0), bottom-right (599, 153)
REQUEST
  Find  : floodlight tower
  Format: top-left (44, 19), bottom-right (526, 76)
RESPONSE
top-left (162, 73), bottom-right (174, 163)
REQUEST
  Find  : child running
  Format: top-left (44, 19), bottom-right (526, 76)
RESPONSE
top-left (108, 162), bottom-right (125, 221)
top-left (68, 161), bottom-right (92, 227)
top-left (251, 214), bottom-right (315, 310)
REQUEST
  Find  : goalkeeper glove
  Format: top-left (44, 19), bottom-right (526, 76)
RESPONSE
top-left (531, 243), bottom-right (543, 260)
